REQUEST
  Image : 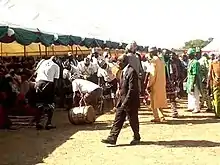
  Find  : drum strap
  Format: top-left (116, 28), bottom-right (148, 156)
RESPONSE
top-left (75, 82), bottom-right (87, 108)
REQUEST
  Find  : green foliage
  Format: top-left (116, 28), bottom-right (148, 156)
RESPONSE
top-left (183, 38), bottom-right (213, 49)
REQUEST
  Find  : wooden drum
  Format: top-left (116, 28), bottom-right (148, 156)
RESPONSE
top-left (68, 105), bottom-right (96, 125)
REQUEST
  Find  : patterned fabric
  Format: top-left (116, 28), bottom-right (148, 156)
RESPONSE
top-left (209, 61), bottom-right (220, 87)
top-left (213, 86), bottom-right (220, 117)
top-left (165, 60), bottom-right (178, 101)
top-left (199, 56), bottom-right (209, 82)
top-left (186, 59), bottom-right (202, 93)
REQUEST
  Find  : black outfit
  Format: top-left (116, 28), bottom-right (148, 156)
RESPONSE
top-left (34, 80), bottom-right (56, 129)
top-left (103, 65), bottom-right (140, 144)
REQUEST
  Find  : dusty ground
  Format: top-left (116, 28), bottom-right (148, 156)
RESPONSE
top-left (0, 99), bottom-right (220, 165)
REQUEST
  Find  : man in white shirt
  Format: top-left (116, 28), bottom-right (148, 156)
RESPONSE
top-left (97, 59), bottom-right (118, 110)
top-left (77, 57), bottom-right (98, 83)
top-left (34, 56), bottom-right (60, 130)
top-left (72, 78), bottom-right (103, 114)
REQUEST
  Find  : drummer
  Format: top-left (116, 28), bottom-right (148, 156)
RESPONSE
top-left (77, 57), bottom-right (97, 80)
top-left (71, 78), bottom-right (103, 115)
top-left (97, 59), bottom-right (117, 110)
top-left (34, 56), bottom-right (60, 130)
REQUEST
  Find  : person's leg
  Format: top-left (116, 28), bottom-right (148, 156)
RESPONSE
top-left (213, 86), bottom-right (220, 118)
top-left (187, 92), bottom-right (195, 111)
top-left (102, 107), bottom-right (126, 144)
top-left (170, 96), bottom-right (178, 118)
top-left (35, 106), bottom-right (44, 130)
top-left (45, 83), bottom-right (56, 129)
top-left (86, 88), bottom-right (103, 114)
top-left (192, 86), bottom-right (200, 113)
top-left (127, 109), bottom-right (140, 144)
top-left (203, 87), bottom-right (213, 111)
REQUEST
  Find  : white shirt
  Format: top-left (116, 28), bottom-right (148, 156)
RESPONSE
top-left (63, 69), bottom-right (72, 79)
top-left (35, 59), bottom-right (60, 82)
top-left (92, 57), bottom-right (99, 73)
top-left (97, 65), bottom-right (116, 82)
top-left (141, 61), bottom-right (151, 73)
top-left (72, 79), bottom-right (101, 93)
top-left (77, 61), bottom-right (96, 76)
top-left (122, 65), bottom-right (129, 75)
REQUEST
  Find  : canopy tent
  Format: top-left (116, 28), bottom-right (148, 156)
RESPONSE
top-left (202, 38), bottom-right (220, 52)
top-left (0, 0), bottom-right (148, 56)
top-left (0, 26), bottom-right (147, 56)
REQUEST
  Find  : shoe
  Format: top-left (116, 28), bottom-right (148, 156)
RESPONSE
top-left (36, 124), bottom-right (44, 130)
top-left (192, 110), bottom-right (200, 114)
top-left (160, 117), bottom-right (166, 122)
top-left (206, 109), bottom-right (213, 112)
top-left (185, 109), bottom-right (193, 112)
top-left (101, 137), bottom-right (116, 145)
top-left (45, 124), bottom-right (56, 130)
top-left (130, 139), bottom-right (140, 145)
top-left (172, 114), bottom-right (178, 118)
top-left (110, 107), bottom-right (117, 114)
top-left (150, 119), bottom-right (161, 123)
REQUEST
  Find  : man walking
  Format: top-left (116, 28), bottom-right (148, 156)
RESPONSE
top-left (101, 54), bottom-right (140, 145)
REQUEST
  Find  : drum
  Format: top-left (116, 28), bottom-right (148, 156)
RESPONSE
top-left (68, 105), bottom-right (96, 125)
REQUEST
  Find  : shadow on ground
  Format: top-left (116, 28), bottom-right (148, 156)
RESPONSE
top-left (108, 140), bottom-right (220, 148)
top-left (139, 118), bottom-right (219, 125)
top-left (0, 111), bottom-right (112, 165)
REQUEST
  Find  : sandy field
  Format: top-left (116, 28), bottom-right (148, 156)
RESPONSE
top-left (0, 99), bottom-right (220, 165)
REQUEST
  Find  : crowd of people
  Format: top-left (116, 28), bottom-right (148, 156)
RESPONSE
top-left (102, 43), bottom-right (220, 145)
top-left (0, 41), bottom-right (219, 138)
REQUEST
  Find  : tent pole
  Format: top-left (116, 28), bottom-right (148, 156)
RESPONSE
top-left (0, 43), bottom-right (2, 57)
top-left (52, 45), bottom-right (55, 56)
top-left (71, 45), bottom-right (74, 54)
top-left (38, 44), bottom-right (42, 58)
top-left (24, 45), bottom-right (27, 57)
top-left (75, 46), bottom-right (78, 55)
top-left (45, 46), bottom-right (48, 56)
top-left (77, 46), bottom-right (85, 56)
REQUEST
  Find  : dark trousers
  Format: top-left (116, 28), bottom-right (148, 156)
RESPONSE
top-left (35, 81), bottom-right (55, 125)
top-left (109, 107), bottom-right (140, 140)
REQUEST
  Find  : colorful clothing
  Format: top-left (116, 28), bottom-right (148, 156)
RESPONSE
top-left (165, 59), bottom-right (179, 117)
top-left (186, 59), bottom-right (202, 94)
top-left (199, 56), bottom-right (209, 82)
top-left (186, 59), bottom-right (202, 112)
top-left (209, 61), bottom-right (220, 117)
top-left (148, 56), bottom-right (167, 120)
top-left (199, 56), bottom-right (212, 110)
top-left (165, 60), bottom-right (178, 99)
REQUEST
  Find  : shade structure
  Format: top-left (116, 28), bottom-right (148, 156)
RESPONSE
top-left (0, 42), bottom-right (93, 56)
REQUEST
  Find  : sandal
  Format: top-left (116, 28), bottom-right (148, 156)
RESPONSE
top-left (160, 117), bottom-right (166, 122)
top-left (150, 119), bottom-right (161, 123)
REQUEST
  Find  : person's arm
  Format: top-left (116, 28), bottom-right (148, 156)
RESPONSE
top-left (54, 65), bottom-right (60, 90)
top-left (207, 63), bottom-right (212, 88)
top-left (147, 62), bottom-right (157, 88)
top-left (121, 69), bottom-right (138, 108)
top-left (190, 61), bottom-right (199, 92)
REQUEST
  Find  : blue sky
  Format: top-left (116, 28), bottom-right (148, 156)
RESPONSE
top-left (0, 0), bottom-right (219, 48)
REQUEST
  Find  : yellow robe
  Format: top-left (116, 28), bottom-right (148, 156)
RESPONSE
top-left (148, 56), bottom-right (168, 109)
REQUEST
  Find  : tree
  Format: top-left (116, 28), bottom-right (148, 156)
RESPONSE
top-left (183, 38), bottom-right (214, 49)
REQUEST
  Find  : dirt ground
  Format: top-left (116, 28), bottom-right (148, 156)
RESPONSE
top-left (0, 99), bottom-right (220, 165)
